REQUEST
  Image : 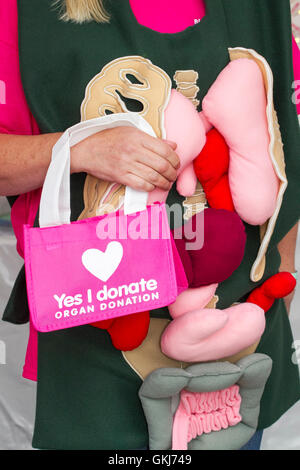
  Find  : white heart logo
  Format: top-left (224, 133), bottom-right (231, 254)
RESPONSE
top-left (82, 241), bottom-right (123, 282)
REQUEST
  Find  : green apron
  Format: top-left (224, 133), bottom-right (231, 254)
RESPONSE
top-left (3, 0), bottom-right (300, 449)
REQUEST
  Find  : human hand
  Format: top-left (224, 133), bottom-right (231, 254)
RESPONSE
top-left (70, 126), bottom-right (180, 192)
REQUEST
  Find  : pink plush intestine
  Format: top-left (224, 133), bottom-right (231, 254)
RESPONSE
top-left (172, 385), bottom-right (242, 450)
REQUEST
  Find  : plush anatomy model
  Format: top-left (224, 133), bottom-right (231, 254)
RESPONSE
top-left (149, 57), bottom-right (279, 224)
top-left (153, 54), bottom-right (289, 361)
top-left (85, 51), bottom-right (287, 353)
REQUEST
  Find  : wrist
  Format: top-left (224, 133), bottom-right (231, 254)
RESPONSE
top-left (70, 130), bottom-right (106, 175)
top-left (279, 264), bottom-right (296, 275)
top-left (70, 138), bottom-right (89, 174)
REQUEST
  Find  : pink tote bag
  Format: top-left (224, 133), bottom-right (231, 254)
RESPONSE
top-left (23, 113), bottom-right (188, 332)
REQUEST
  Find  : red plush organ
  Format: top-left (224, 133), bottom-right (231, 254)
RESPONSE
top-left (91, 311), bottom-right (150, 351)
top-left (173, 208), bottom-right (246, 287)
top-left (246, 272), bottom-right (296, 312)
top-left (193, 129), bottom-right (235, 212)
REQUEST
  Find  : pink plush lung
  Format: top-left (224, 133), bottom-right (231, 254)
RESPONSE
top-left (164, 89), bottom-right (206, 187)
top-left (161, 303), bottom-right (266, 362)
top-left (148, 89), bottom-right (206, 204)
top-left (202, 58), bottom-right (279, 226)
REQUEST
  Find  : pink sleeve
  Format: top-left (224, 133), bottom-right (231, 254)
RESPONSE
top-left (292, 35), bottom-right (300, 115)
top-left (0, 0), bottom-right (41, 260)
top-left (0, 0), bottom-right (39, 135)
top-left (0, 0), bottom-right (39, 382)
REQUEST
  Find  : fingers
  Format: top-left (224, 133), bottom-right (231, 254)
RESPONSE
top-left (83, 127), bottom-right (181, 194)
top-left (142, 135), bottom-right (181, 170)
top-left (129, 161), bottom-right (173, 191)
top-left (136, 147), bottom-right (178, 184)
top-left (122, 172), bottom-right (156, 193)
top-left (163, 139), bottom-right (178, 150)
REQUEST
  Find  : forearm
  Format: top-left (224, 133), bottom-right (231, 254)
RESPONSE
top-left (0, 132), bottom-right (62, 196)
top-left (278, 222), bottom-right (299, 273)
top-left (278, 222), bottom-right (299, 313)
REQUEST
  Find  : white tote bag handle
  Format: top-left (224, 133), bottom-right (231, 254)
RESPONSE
top-left (39, 113), bottom-right (157, 228)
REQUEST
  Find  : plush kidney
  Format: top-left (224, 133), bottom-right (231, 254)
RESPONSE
top-left (148, 89), bottom-right (206, 204)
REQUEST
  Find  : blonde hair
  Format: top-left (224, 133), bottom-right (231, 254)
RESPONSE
top-left (57, 0), bottom-right (110, 24)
